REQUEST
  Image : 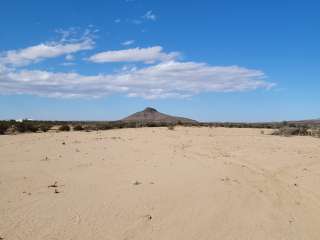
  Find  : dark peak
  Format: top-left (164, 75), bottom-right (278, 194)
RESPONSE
top-left (143, 107), bottom-right (158, 113)
top-left (122, 107), bottom-right (197, 123)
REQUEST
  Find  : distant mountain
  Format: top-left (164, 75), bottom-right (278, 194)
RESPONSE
top-left (289, 119), bottom-right (320, 125)
top-left (122, 107), bottom-right (197, 124)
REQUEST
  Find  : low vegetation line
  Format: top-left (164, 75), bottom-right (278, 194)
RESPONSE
top-left (0, 120), bottom-right (319, 137)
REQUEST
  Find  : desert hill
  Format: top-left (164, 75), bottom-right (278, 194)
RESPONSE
top-left (122, 107), bottom-right (197, 124)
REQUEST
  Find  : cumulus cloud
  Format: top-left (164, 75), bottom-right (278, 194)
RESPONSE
top-left (88, 46), bottom-right (180, 64)
top-left (0, 61), bottom-right (274, 99)
top-left (143, 10), bottom-right (157, 21)
top-left (61, 62), bottom-right (76, 66)
top-left (131, 19), bottom-right (143, 25)
top-left (0, 29), bottom-right (94, 66)
top-left (65, 54), bottom-right (74, 61)
top-left (122, 40), bottom-right (135, 46)
top-left (0, 30), bottom-right (274, 99)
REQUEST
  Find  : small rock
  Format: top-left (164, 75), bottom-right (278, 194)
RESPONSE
top-left (54, 189), bottom-right (60, 194)
top-left (62, 142), bottom-right (66, 145)
top-left (133, 181), bottom-right (141, 186)
top-left (221, 177), bottom-right (230, 182)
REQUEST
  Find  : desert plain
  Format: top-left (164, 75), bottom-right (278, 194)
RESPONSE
top-left (1, 127), bottom-right (320, 240)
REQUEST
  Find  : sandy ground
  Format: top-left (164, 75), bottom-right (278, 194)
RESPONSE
top-left (1, 127), bottom-right (320, 240)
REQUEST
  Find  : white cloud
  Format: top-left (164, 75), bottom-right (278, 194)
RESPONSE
top-left (88, 46), bottom-right (180, 64)
top-left (122, 40), bottom-right (135, 46)
top-left (0, 29), bottom-right (94, 66)
top-left (61, 62), bottom-right (76, 66)
top-left (143, 10), bottom-right (157, 21)
top-left (0, 31), bottom-right (274, 99)
top-left (0, 61), bottom-right (274, 99)
top-left (114, 18), bottom-right (121, 23)
top-left (132, 19), bottom-right (143, 25)
top-left (65, 54), bottom-right (74, 61)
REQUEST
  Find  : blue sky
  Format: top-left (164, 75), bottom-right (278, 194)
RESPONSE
top-left (0, 0), bottom-right (319, 122)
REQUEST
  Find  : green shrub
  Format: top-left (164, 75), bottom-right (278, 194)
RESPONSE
top-left (59, 125), bottom-right (71, 131)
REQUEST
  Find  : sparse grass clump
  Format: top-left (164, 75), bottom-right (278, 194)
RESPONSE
top-left (59, 125), bottom-right (71, 131)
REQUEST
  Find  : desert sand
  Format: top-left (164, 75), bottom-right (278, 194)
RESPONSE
top-left (1, 127), bottom-right (320, 240)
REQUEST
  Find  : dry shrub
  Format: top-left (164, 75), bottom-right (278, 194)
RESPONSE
top-left (272, 127), bottom-right (308, 137)
top-left (73, 125), bottom-right (84, 131)
top-left (15, 122), bottom-right (38, 133)
top-left (168, 125), bottom-right (175, 130)
top-left (0, 122), bottom-right (10, 135)
top-left (59, 125), bottom-right (71, 131)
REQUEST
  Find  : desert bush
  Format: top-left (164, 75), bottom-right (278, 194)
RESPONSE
top-left (39, 124), bottom-right (52, 132)
top-left (15, 122), bottom-right (38, 133)
top-left (73, 125), bottom-right (84, 131)
top-left (272, 127), bottom-right (308, 137)
top-left (123, 122), bottom-right (138, 128)
top-left (146, 122), bottom-right (159, 127)
top-left (96, 123), bottom-right (113, 130)
top-left (0, 122), bottom-right (10, 134)
top-left (168, 125), bottom-right (175, 130)
top-left (309, 128), bottom-right (320, 138)
top-left (59, 125), bottom-right (71, 131)
top-left (176, 121), bottom-right (183, 126)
